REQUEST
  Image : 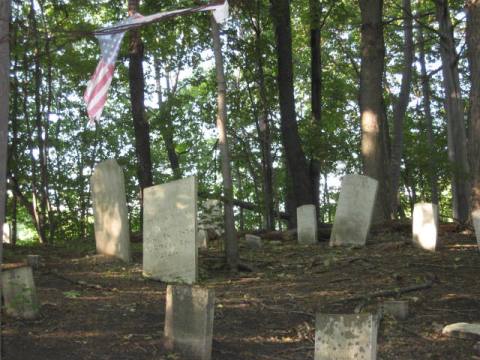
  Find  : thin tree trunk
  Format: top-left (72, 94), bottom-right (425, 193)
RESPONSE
top-left (435, 0), bottom-right (470, 222)
top-left (389, 0), bottom-right (414, 217)
top-left (0, 0), bottom-right (10, 270)
top-left (271, 0), bottom-right (314, 209)
top-left (466, 0), bottom-right (480, 213)
top-left (358, 0), bottom-right (391, 223)
top-left (252, 6), bottom-right (275, 231)
top-left (211, 17), bottom-right (238, 271)
top-left (418, 25), bottom-right (439, 205)
top-left (128, 0), bottom-right (153, 191)
top-left (309, 0), bottom-right (322, 223)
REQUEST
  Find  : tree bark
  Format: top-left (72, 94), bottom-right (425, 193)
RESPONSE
top-left (128, 0), bottom-right (153, 191)
top-left (466, 0), bottom-right (480, 213)
top-left (271, 0), bottom-right (314, 208)
top-left (389, 0), bottom-right (414, 216)
top-left (309, 0), bottom-right (322, 225)
top-left (435, 0), bottom-right (470, 222)
top-left (418, 25), bottom-right (439, 205)
top-left (0, 0), bottom-right (10, 272)
top-left (211, 17), bottom-right (238, 271)
top-left (358, 0), bottom-right (390, 222)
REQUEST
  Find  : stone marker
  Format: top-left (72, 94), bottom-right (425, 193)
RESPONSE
top-left (165, 285), bottom-right (215, 360)
top-left (382, 300), bottom-right (409, 320)
top-left (1, 266), bottom-right (39, 319)
top-left (245, 234), bottom-right (263, 248)
top-left (26, 255), bottom-right (41, 269)
top-left (412, 203), bottom-right (438, 252)
top-left (297, 205), bottom-right (317, 245)
top-left (91, 159), bottom-right (131, 262)
top-left (3, 222), bottom-right (11, 244)
top-left (315, 313), bottom-right (379, 360)
top-left (472, 209), bottom-right (480, 251)
top-left (442, 323), bottom-right (480, 339)
top-left (143, 176), bottom-right (197, 284)
top-left (196, 229), bottom-right (208, 249)
top-left (330, 175), bottom-right (378, 247)
top-left (199, 199), bottom-right (223, 237)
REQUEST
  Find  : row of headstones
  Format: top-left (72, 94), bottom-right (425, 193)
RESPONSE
top-left (296, 174), bottom-right (448, 252)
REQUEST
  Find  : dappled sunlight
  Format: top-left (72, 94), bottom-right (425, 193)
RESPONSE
top-left (361, 109), bottom-right (380, 158)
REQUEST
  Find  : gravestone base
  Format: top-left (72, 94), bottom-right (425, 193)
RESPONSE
top-left (2, 266), bottom-right (39, 319)
top-left (297, 205), bottom-right (317, 245)
top-left (412, 203), bottom-right (438, 252)
top-left (164, 285), bottom-right (215, 360)
top-left (315, 313), bottom-right (379, 360)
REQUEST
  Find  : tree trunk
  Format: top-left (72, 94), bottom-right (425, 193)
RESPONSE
top-left (435, 0), bottom-right (470, 223)
top-left (253, 8), bottom-right (275, 231)
top-left (0, 0), bottom-right (10, 269)
top-left (154, 59), bottom-right (182, 179)
top-left (467, 0), bottom-right (480, 213)
top-left (211, 17), bottom-right (238, 271)
top-left (309, 0), bottom-right (322, 225)
top-left (389, 0), bottom-right (414, 217)
top-left (358, 0), bottom-right (390, 222)
top-left (418, 25), bottom-right (439, 205)
top-left (271, 0), bottom-right (314, 208)
top-left (128, 0), bottom-right (153, 191)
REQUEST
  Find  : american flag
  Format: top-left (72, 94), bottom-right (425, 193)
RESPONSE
top-left (84, 1), bottom-right (229, 124)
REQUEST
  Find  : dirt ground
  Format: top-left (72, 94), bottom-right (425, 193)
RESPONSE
top-left (2, 226), bottom-right (480, 360)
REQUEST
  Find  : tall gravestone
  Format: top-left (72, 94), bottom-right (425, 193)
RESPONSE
top-left (164, 285), bottom-right (215, 360)
top-left (143, 176), bottom-right (197, 283)
top-left (315, 313), bottom-right (379, 360)
top-left (2, 266), bottom-right (39, 319)
top-left (91, 159), bottom-right (131, 262)
top-left (330, 175), bottom-right (378, 247)
top-left (412, 203), bottom-right (438, 252)
top-left (3, 222), bottom-right (10, 244)
top-left (472, 209), bottom-right (480, 251)
top-left (297, 205), bottom-right (317, 244)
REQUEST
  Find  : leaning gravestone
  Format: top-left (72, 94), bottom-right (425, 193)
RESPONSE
top-left (297, 205), bottom-right (317, 244)
top-left (143, 176), bottom-right (197, 283)
top-left (472, 209), bottom-right (480, 251)
top-left (3, 222), bottom-right (11, 244)
top-left (330, 175), bottom-right (378, 247)
top-left (315, 313), bottom-right (379, 360)
top-left (164, 285), bottom-right (215, 360)
top-left (1, 266), bottom-right (39, 319)
top-left (412, 203), bottom-right (438, 252)
top-left (91, 159), bottom-right (131, 262)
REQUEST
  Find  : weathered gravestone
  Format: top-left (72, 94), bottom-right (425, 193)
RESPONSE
top-left (26, 255), bottom-right (41, 269)
top-left (382, 300), bottom-right (409, 320)
top-left (472, 209), bottom-right (480, 251)
top-left (315, 313), bottom-right (379, 360)
top-left (245, 234), bottom-right (263, 248)
top-left (91, 159), bottom-right (131, 262)
top-left (1, 266), bottom-right (39, 319)
top-left (3, 222), bottom-right (11, 244)
top-left (164, 285), bottom-right (215, 360)
top-left (330, 175), bottom-right (378, 247)
top-left (412, 203), bottom-right (438, 252)
top-left (143, 176), bottom-right (197, 283)
top-left (297, 205), bottom-right (318, 245)
top-left (199, 199), bottom-right (223, 236)
top-left (196, 229), bottom-right (208, 249)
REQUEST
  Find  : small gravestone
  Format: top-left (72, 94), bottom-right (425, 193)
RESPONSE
top-left (91, 159), bottom-right (131, 262)
top-left (382, 300), bottom-right (409, 320)
top-left (315, 313), bottom-right (379, 360)
top-left (330, 175), bottom-right (378, 247)
top-left (412, 203), bottom-right (438, 252)
top-left (2, 266), bottom-right (39, 319)
top-left (164, 285), bottom-right (215, 360)
top-left (442, 323), bottom-right (480, 339)
top-left (297, 205), bottom-right (317, 245)
top-left (3, 222), bottom-right (11, 244)
top-left (199, 199), bottom-right (223, 238)
top-left (472, 209), bottom-right (480, 251)
top-left (143, 176), bottom-right (197, 284)
top-left (26, 255), bottom-right (41, 269)
top-left (245, 234), bottom-right (263, 248)
top-left (196, 229), bottom-right (208, 249)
